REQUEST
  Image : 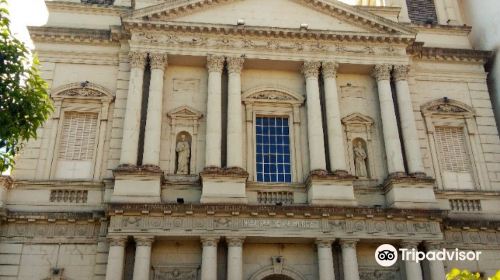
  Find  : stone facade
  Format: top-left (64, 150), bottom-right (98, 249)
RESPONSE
top-left (2, 0), bottom-right (500, 279)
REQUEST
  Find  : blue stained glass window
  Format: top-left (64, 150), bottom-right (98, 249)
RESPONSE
top-left (255, 116), bottom-right (292, 183)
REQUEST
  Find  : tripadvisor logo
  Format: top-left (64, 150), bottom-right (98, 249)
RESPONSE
top-left (375, 244), bottom-right (482, 267)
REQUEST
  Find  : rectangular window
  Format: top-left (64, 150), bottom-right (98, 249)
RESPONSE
top-left (255, 116), bottom-right (292, 183)
top-left (59, 112), bottom-right (98, 161)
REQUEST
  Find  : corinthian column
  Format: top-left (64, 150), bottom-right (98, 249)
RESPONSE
top-left (424, 242), bottom-right (446, 280)
top-left (105, 236), bottom-right (127, 280)
top-left (316, 239), bottom-right (335, 280)
top-left (401, 241), bottom-right (423, 280)
top-left (322, 62), bottom-right (348, 174)
top-left (143, 53), bottom-right (168, 166)
top-left (201, 236), bottom-right (219, 280)
top-left (132, 236), bottom-right (154, 280)
top-left (205, 55), bottom-right (225, 168)
top-left (227, 236), bottom-right (244, 280)
top-left (226, 57), bottom-right (245, 169)
top-left (372, 65), bottom-right (405, 176)
top-left (340, 239), bottom-right (360, 280)
top-left (120, 51), bottom-right (147, 165)
top-left (393, 65), bottom-right (425, 176)
top-left (303, 61), bottom-right (327, 172)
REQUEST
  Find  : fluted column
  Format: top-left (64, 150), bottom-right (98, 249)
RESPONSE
top-left (227, 237), bottom-right (244, 280)
top-left (105, 236), bottom-right (127, 280)
top-left (201, 236), bottom-right (219, 280)
top-left (303, 61), bottom-right (327, 172)
top-left (322, 62), bottom-right (348, 174)
top-left (340, 239), bottom-right (360, 280)
top-left (393, 65), bottom-right (425, 175)
top-left (132, 236), bottom-right (154, 280)
top-left (372, 65), bottom-right (405, 175)
top-left (401, 241), bottom-right (423, 280)
top-left (424, 242), bottom-right (446, 280)
top-left (205, 55), bottom-right (225, 168)
top-left (143, 53), bottom-right (168, 166)
top-left (316, 239), bottom-right (335, 280)
top-left (226, 57), bottom-right (245, 169)
top-left (120, 51), bottom-right (147, 165)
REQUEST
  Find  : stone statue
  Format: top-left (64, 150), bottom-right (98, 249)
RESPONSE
top-left (176, 135), bottom-right (190, 175)
top-left (354, 140), bottom-right (368, 178)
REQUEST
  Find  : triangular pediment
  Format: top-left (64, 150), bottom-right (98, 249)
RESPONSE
top-left (128, 0), bottom-right (415, 35)
top-left (167, 106), bottom-right (203, 119)
top-left (51, 82), bottom-right (113, 101)
top-left (342, 113), bottom-right (374, 125)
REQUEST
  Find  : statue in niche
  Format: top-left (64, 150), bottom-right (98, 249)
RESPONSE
top-left (175, 134), bottom-right (191, 175)
top-left (354, 139), bottom-right (368, 178)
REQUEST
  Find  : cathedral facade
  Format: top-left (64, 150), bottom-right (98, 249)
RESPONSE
top-left (1, 0), bottom-right (500, 279)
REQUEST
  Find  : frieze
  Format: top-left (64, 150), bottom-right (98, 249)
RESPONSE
top-left (359, 267), bottom-right (400, 280)
top-left (154, 266), bottom-right (197, 280)
top-left (1, 221), bottom-right (100, 240)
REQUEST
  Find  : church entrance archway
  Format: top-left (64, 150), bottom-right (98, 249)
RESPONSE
top-left (262, 275), bottom-right (295, 280)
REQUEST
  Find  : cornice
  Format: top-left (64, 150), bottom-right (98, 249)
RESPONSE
top-left (408, 43), bottom-right (493, 64)
top-left (124, 21), bottom-right (415, 44)
top-left (28, 26), bottom-right (116, 45)
top-left (128, 0), bottom-right (416, 35)
top-left (46, 1), bottom-right (130, 16)
top-left (410, 23), bottom-right (472, 36)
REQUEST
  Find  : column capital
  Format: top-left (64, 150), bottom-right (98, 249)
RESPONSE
top-left (372, 64), bottom-right (392, 81)
top-left (129, 51), bottom-right (148, 69)
top-left (322, 61), bottom-right (339, 79)
top-left (226, 236), bottom-right (245, 247)
top-left (393, 64), bottom-right (410, 81)
top-left (149, 53), bottom-right (168, 70)
top-left (315, 239), bottom-right (334, 248)
top-left (227, 56), bottom-right (245, 74)
top-left (400, 240), bottom-right (421, 249)
top-left (339, 239), bottom-right (359, 249)
top-left (302, 61), bottom-right (321, 78)
top-left (108, 236), bottom-right (128, 247)
top-left (134, 236), bottom-right (155, 246)
top-left (423, 241), bottom-right (443, 251)
top-left (201, 236), bottom-right (220, 247)
top-left (206, 55), bottom-right (225, 73)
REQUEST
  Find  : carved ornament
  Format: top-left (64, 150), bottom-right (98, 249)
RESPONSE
top-left (315, 239), bottom-right (333, 248)
top-left (392, 64), bottom-right (410, 81)
top-left (129, 51), bottom-right (147, 69)
top-left (227, 56), bottom-right (245, 74)
top-left (149, 53), bottom-right (168, 69)
top-left (201, 236), bottom-right (219, 247)
top-left (227, 236), bottom-right (245, 247)
top-left (51, 82), bottom-right (113, 101)
top-left (340, 239), bottom-right (358, 249)
top-left (371, 64), bottom-right (392, 81)
top-left (321, 61), bottom-right (339, 79)
top-left (302, 61), bottom-right (321, 78)
top-left (109, 236), bottom-right (128, 247)
top-left (135, 236), bottom-right (155, 246)
top-left (421, 98), bottom-right (474, 117)
top-left (206, 55), bottom-right (225, 73)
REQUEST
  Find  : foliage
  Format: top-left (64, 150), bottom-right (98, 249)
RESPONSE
top-left (447, 269), bottom-right (500, 280)
top-left (0, 0), bottom-right (53, 172)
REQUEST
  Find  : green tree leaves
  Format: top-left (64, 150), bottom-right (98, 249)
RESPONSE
top-left (0, 0), bottom-right (53, 172)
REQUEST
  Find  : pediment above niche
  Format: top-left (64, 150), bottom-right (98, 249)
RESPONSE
top-left (127, 0), bottom-right (415, 36)
top-left (167, 106), bottom-right (203, 120)
top-left (421, 98), bottom-right (475, 117)
top-left (242, 87), bottom-right (304, 105)
top-left (342, 113), bottom-right (374, 126)
top-left (51, 82), bottom-right (113, 101)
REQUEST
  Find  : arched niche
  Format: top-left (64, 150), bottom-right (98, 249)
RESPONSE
top-left (175, 131), bottom-right (192, 175)
top-left (352, 137), bottom-right (370, 178)
top-left (342, 113), bottom-right (375, 179)
top-left (248, 265), bottom-right (307, 280)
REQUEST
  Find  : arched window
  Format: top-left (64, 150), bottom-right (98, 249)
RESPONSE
top-left (421, 98), bottom-right (490, 190)
top-left (48, 82), bottom-right (113, 180)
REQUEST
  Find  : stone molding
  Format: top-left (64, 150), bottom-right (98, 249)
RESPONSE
top-left (45, 1), bottom-right (129, 16)
top-left (28, 26), bottom-right (114, 45)
top-left (113, 164), bottom-right (164, 176)
top-left (51, 82), bottom-right (114, 102)
top-left (315, 239), bottom-right (333, 248)
top-left (108, 236), bottom-right (128, 247)
top-left (321, 61), bottom-right (339, 79)
top-left (371, 64), bottom-right (392, 81)
top-left (242, 86), bottom-right (305, 105)
top-left (129, 51), bottom-right (148, 69)
top-left (149, 53), bottom-right (168, 70)
top-left (408, 43), bottom-right (493, 64)
top-left (201, 236), bottom-right (220, 247)
top-left (135, 236), bottom-right (155, 246)
top-left (340, 239), bottom-right (359, 249)
top-left (227, 56), bottom-right (245, 74)
top-left (226, 236), bottom-right (245, 247)
top-left (421, 97), bottom-right (475, 118)
top-left (392, 64), bottom-right (410, 81)
top-left (302, 61), bottom-right (321, 78)
top-left (200, 166), bottom-right (249, 178)
top-left (206, 55), bottom-right (225, 73)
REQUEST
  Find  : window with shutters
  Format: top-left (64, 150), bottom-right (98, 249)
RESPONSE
top-left (55, 111), bottom-right (99, 179)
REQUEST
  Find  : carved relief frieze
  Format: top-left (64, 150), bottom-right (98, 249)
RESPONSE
top-left (154, 266), bottom-right (198, 280)
top-left (359, 267), bottom-right (401, 280)
top-left (444, 229), bottom-right (500, 248)
top-left (1, 220), bottom-right (100, 240)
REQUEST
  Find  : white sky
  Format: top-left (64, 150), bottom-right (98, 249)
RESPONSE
top-left (6, 0), bottom-right (48, 48)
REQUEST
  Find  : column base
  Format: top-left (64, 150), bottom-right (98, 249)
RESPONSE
top-left (306, 170), bottom-right (357, 206)
top-left (200, 167), bottom-right (248, 204)
top-left (383, 174), bottom-right (439, 209)
top-left (111, 165), bottom-right (163, 203)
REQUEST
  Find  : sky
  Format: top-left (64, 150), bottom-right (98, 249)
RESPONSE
top-left (6, 0), bottom-right (48, 48)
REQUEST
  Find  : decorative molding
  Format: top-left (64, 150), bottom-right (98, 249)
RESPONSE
top-left (135, 236), bottom-right (155, 246)
top-left (28, 26), bottom-right (114, 45)
top-left (371, 64), bottom-right (392, 81)
top-left (226, 236), bottom-right (245, 247)
top-left (108, 236), bottom-right (128, 247)
top-left (248, 263), bottom-right (307, 280)
top-left (242, 87), bottom-right (304, 105)
top-left (342, 113), bottom-right (375, 127)
top-left (129, 51), bottom-right (148, 69)
top-left (51, 82), bottom-right (114, 101)
top-left (421, 98), bottom-right (475, 117)
top-left (408, 43), bottom-right (493, 64)
top-left (50, 189), bottom-right (88, 203)
top-left (167, 106), bottom-right (203, 121)
top-left (46, 1), bottom-right (128, 16)
top-left (149, 53), bottom-right (168, 70)
top-left (201, 236), bottom-right (219, 247)
top-left (302, 61), bottom-right (321, 78)
top-left (392, 64), bottom-right (410, 81)
top-left (226, 56), bottom-right (245, 74)
top-left (206, 55), bottom-right (225, 73)
top-left (153, 265), bottom-right (198, 280)
top-left (321, 61), bottom-right (339, 79)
